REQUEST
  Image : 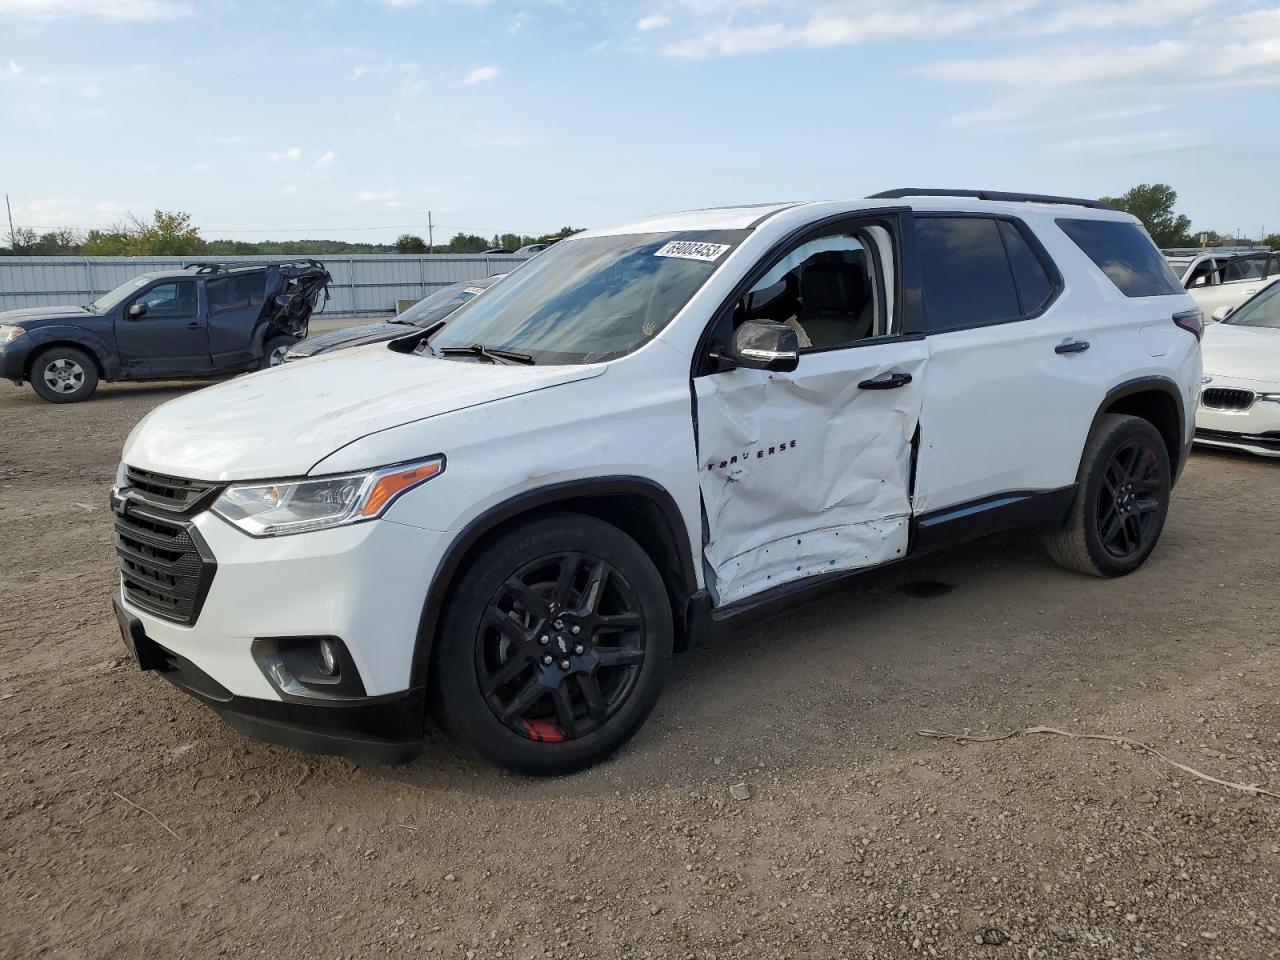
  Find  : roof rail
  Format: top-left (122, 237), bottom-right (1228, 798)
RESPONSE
top-left (868, 188), bottom-right (1111, 210)
top-left (183, 258), bottom-right (327, 274)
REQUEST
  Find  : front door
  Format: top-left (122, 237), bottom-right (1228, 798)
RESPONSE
top-left (115, 279), bottom-right (208, 376)
top-left (694, 218), bottom-right (927, 606)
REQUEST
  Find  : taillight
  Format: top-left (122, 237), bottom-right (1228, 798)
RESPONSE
top-left (1173, 308), bottom-right (1203, 341)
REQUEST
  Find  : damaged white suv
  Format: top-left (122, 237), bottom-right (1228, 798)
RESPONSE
top-left (111, 190), bottom-right (1202, 774)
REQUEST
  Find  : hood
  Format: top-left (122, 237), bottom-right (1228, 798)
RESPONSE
top-left (1201, 323), bottom-right (1280, 384)
top-left (287, 321), bottom-right (414, 358)
top-left (0, 305), bottom-right (92, 324)
top-left (123, 344), bottom-right (606, 481)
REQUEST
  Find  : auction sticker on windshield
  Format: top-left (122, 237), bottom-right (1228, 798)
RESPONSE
top-left (655, 241), bottom-right (731, 262)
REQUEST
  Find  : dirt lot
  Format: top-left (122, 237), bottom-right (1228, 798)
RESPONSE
top-left (2, 376), bottom-right (1279, 960)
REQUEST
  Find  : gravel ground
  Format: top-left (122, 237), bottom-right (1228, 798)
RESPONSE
top-left (1, 376), bottom-right (1278, 960)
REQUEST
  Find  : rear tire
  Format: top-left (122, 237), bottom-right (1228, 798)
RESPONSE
top-left (432, 513), bottom-right (673, 775)
top-left (260, 336), bottom-right (295, 369)
top-left (1044, 413), bottom-right (1171, 577)
top-left (29, 346), bottom-right (99, 403)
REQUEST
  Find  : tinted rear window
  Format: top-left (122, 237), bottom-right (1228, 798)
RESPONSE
top-left (916, 217), bottom-right (1022, 332)
top-left (1056, 218), bottom-right (1182, 297)
top-left (999, 220), bottom-right (1054, 315)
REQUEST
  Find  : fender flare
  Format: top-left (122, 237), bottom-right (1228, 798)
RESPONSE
top-left (1088, 375), bottom-right (1188, 478)
top-left (407, 476), bottom-right (698, 688)
top-left (22, 325), bottom-right (121, 380)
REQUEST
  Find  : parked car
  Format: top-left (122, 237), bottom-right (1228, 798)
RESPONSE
top-left (480, 247), bottom-right (513, 255)
top-left (514, 243), bottom-right (551, 256)
top-left (109, 190), bottom-right (1200, 774)
top-left (1195, 281), bottom-right (1280, 457)
top-left (1166, 249), bottom-right (1280, 319)
top-left (0, 260), bottom-right (331, 403)
top-left (284, 274), bottom-right (506, 361)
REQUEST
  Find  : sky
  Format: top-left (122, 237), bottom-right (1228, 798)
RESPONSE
top-left (1, 0), bottom-right (1278, 244)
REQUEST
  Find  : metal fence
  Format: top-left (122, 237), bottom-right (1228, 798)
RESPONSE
top-left (0, 254), bottom-right (532, 315)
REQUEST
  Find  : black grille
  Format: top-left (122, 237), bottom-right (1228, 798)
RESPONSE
top-left (1201, 388), bottom-right (1255, 411)
top-left (1195, 428), bottom-right (1280, 452)
top-left (115, 469), bottom-right (218, 625)
top-left (125, 466), bottom-right (219, 512)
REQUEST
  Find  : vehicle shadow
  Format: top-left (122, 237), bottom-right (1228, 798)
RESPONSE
top-left (372, 526), bottom-right (1189, 797)
top-left (0, 379), bottom-right (224, 408)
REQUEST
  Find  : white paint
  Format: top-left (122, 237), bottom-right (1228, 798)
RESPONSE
top-left (696, 340), bottom-right (926, 603)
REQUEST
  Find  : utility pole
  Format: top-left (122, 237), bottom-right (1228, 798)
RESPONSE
top-left (427, 210), bottom-right (434, 254)
top-left (5, 194), bottom-right (14, 250)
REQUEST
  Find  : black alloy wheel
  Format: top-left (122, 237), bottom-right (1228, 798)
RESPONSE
top-left (433, 513), bottom-right (673, 775)
top-left (477, 552), bottom-right (646, 743)
top-left (1095, 438), bottom-right (1165, 559)
top-left (1044, 413), bottom-right (1171, 578)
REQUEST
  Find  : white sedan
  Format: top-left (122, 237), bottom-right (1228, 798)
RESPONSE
top-left (1196, 282), bottom-right (1280, 457)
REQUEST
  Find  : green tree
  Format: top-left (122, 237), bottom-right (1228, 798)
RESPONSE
top-left (82, 228), bottom-right (132, 256)
top-left (1098, 184), bottom-right (1193, 248)
top-left (1263, 233), bottom-right (1280, 251)
top-left (395, 233), bottom-right (428, 253)
top-left (444, 232), bottom-right (489, 253)
top-left (81, 211), bottom-right (205, 256)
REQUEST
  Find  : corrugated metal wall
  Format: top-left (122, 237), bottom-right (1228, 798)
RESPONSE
top-left (0, 254), bottom-right (531, 315)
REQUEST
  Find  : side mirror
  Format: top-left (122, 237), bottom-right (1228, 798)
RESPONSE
top-left (715, 319), bottom-right (799, 372)
top-left (1211, 305), bottom-right (1232, 322)
top-left (127, 303), bottom-right (148, 318)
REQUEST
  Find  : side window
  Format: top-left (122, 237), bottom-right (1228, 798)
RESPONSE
top-left (133, 281), bottom-right (196, 318)
top-left (998, 220), bottom-right (1054, 315)
top-left (1221, 255), bottom-right (1267, 283)
top-left (1185, 260), bottom-right (1216, 288)
top-left (915, 217), bottom-right (1021, 332)
top-left (736, 227), bottom-right (894, 350)
top-left (1055, 218), bottom-right (1183, 297)
top-left (207, 273), bottom-right (267, 315)
top-left (1269, 254), bottom-right (1280, 278)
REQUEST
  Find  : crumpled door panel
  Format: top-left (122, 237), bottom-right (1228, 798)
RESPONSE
top-left (695, 345), bottom-right (926, 604)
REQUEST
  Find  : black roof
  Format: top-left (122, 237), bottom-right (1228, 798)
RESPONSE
top-left (869, 188), bottom-right (1111, 210)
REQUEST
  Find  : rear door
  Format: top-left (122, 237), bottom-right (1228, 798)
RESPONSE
top-left (694, 214), bottom-right (927, 605)
top-left (206, 271), bottom-right (269, 369)
top-left (114, 279), bottom-right (208, 376)
top-left (911, 214), bottom-right (1098, 514)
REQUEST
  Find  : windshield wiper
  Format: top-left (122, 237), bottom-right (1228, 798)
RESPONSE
top-left (437, 343), bottom-right (535, 365)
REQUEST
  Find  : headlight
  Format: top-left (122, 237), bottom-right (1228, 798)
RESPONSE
top-left (0, 324), bottom-right (26, 343)
top-left (211, 456), bottom-right (444, 537)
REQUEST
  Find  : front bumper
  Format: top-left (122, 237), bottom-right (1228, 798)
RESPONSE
top-left (114, 594), bottom-right (425, 763)
top-left (1195, 376), bottom-right (1280, 458)
top-left (0, 338), bottom-right (32, 384)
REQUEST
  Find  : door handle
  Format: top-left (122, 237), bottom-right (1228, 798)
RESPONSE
top-left (187, 321), bottom-right (203, 330)
top-left (1055, 340), bottom-right (1090, 355)
top-left (858, 372), bottom-right (913, 390)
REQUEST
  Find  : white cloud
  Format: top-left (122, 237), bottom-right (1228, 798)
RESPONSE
top-left (282, 184), bottom-right (300, 196)
top-left (356, 190), bottom-right (402, 207)
top-left (662, 1), bottom-right (1033, 58)
top-left (1, 60), bottom-right (22, 79)
top-left (1050, 129), bottom-right (1200, 157)
top-left (637, 13), bottom-right (671, 30)
top-left (508, 11), bottom-right (529, 33)
top-left (313, 149), bottom-right (336, 169)
top-left (192, 161), bottom-right (212, 173)
top-left (267, 146), bottom-right (303, 163)
top-left (350, 58), bottom-right (424, 96)
top-left (1025, 0), bottom-right (1220, 34)
top-left (462, 64), bottom-right (501, 85)
top-left (0, 0), bottom-right (191, 19)
top-left (79, 83), bottom-right (101, 98)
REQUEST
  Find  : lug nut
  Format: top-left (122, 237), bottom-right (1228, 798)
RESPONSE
top-left (559, 659), bottom-right (571, 671)
top-left (539, 635), bottom-right (549, 645)
top-left (570, 625), bottom-right (581, 636)
top-left (542, 655), bottom-right (553, 666)
top-left (574, 644), bottom-right (584, 655)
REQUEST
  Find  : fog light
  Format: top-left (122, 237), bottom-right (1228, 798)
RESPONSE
top-left (319, 638), bottom-right (340, 676)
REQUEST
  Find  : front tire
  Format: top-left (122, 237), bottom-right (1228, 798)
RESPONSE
top-left (1044, 413), bottom-right (1171, 577)
top-left (29, 346), bottom-right (99, 403)
top-left (433, 513), bottom-right (673, 775)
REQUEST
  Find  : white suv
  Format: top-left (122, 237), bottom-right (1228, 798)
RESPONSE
top-left (110, 190), bottom-right (1202, 774)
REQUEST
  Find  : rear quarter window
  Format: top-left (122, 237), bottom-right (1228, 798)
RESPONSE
top-left (1056, 218), bottom-right (1183, 298)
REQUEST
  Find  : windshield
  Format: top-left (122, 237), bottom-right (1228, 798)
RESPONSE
top-left (426, 230), bottom-right (748, 364)
top-left (1224, 282), bottom-right (1280, 329)
top-left (397, 280), bottom-right (492, 327)
top-left (91, 275), bottom-right (153, 312)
